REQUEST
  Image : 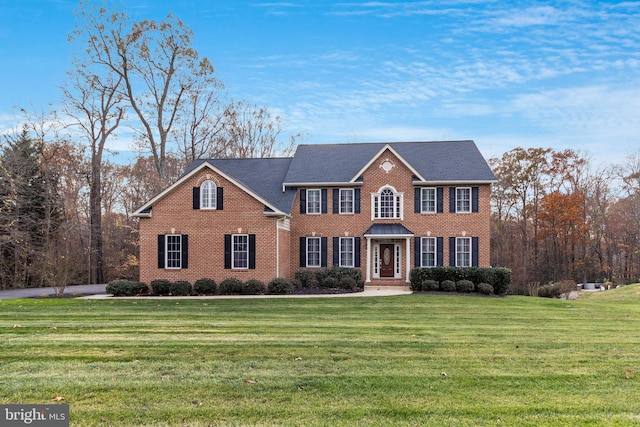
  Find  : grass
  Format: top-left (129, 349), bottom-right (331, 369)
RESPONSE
top-left (1, 288), bottom-right (640, 426)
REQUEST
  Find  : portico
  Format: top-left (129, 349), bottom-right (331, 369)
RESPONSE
top-left (364, 224), bottom-right (414, 284)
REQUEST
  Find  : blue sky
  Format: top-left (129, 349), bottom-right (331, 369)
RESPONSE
top-left (1, 0), bottom-right (639, 165)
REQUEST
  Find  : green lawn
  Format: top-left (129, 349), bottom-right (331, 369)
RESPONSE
top-left (1, 289), bottom-right (640, 426)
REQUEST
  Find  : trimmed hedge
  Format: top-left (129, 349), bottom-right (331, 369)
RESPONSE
top-left (477, 283), bottom-right (494, 295)
top-left (194, 278), bottom-right (216, 295)
top-left (440, 280), bottom-right (456, 292)
top-left (151, 279), bottom-right (172, 296)
top-left (456, 280), bottom-right (474, 293)
top-left (268, 278), bottom-right (295, 295)
top-left (219, 278), bottom-right (244, 295)
top-left (293, 267), bottom-right (364, 291)
top-left (106, 280), bottom-right (149, 296)
top-left (170, 280), bottom-right (192, 296)
top-left (244, 279), bottom-right (266, 295)
top-left (410, 267), bottom-right (511, 295)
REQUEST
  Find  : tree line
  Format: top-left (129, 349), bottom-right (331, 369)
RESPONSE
top-left (490, 147), bottom-right (640, 294)
top-left (1, 2), bottom-right (638, 292)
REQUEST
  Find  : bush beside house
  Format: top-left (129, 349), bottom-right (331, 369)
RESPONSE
top-left (410, 267), bottom-right (512, 295)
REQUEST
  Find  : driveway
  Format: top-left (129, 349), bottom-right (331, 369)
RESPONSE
top-left (0, 284), bottom-right (107, 300)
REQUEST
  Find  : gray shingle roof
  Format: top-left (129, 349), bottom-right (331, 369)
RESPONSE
top-left (184, 157), bottom-right (296, 214)
top-left (364, 223), bottom-right (414, 236)
top-left (283, 141), bottom-right (496, 184)
top-left (170, 140), bottom-right (494, 216)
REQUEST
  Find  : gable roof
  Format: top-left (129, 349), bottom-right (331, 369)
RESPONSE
top-left (133, 157), bottom-right (295, 217)
top-left (283, 140), bottom-right (496, 185)
top-left (134, 140), bottom-right (496, 217)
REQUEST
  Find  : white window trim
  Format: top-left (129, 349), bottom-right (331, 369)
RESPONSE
top-left (306, 237), bottom-right (321, 267)
top-left (339, 237), bottom-right (354, 268)
top-left (421, 237), bottom-right (437, 268)
top-left (200, 180), bottom-right (217, 210)
top-left (165, 234), bottom-right (182, 269)
top-left (421, 187), bottom-right (437, 214)
top-left (339, 188), bottom-right (354, 214)
top-left (456, 187), bottom-right (472, 213)
top-left (371, 186), bottom-right (404, 220)
top-left (232, 234), bottom-right (249, 270)
top-left (456, 237), bottom-right (472, 267)
top-left (306, 189), bottom-right (322, 215)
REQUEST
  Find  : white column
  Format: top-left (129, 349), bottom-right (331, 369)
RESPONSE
top-left (405, 237), bottom-right (411, 283)
top-left (366, 237), bottom-right (371, 283)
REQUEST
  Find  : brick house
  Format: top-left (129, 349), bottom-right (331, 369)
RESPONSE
top-left (133, 141), bottom-right (496, 288)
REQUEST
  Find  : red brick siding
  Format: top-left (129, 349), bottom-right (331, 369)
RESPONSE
top-left (139, 168), bottom-right (281, 285)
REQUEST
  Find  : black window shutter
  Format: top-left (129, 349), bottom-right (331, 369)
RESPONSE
top-left (472, 187), bottom-right (479, 213)
top-left (333, 189), bottom-right (339, 214)
top-left (249, 234), bottom-right (256, 269)
top-left (321, 237), bottom-right (328, 267)
top-left (472, 237), bottom-right (479, 267)
top-left (321, 189), bottom-right (328, 214)
top-left (414, 237), bottom-right (421, 267)
top-left (181, 235), bottom-right (189, 269)
top-left (449, 187), bottom-right (456, 213)
top-left (333, 237), bottom-right (339, 266)
top-left (299, 237), bottom-right (306, 267)
top-left (192, 187), bottom-right (200, 210)
top-left (354, 237), bottom-right (361, 267)
top-left (224, 234), bottom-right (231, 269)
top-left (414, 188), bottom-right (421, 213)
top-left (437, 188), bottom-right (444, 213)
top-left (437, 237), bottom-right (444, 267)
top-left (300, 189), bottom-right (307, 214)
top-left (449, 237), bottom-right (456, 267)
top-left (354, 189), bottom-right (361, 214)
top-left (217, 187), bottom-right (224, 210)
top-left (157, 235), bottom-right (165, 268)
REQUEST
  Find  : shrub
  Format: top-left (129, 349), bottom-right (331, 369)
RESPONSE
top-left (194, 278), bottom-right (217, 295)
top-left (106, 280), bottom-right (148, 296)
top-left (410, 279), bottom-right (422, 292)
top-left (151, 279), bottom-right (172, 296)
top-left (170, 280), bottom-right (192, 296)
top-left (323, 276), bottom-right (339, 289)
top-left (456, 280), bottom-right (474, 293)
top-left (219, 278), bottom-right (244, 295)
top-left (339, 276), bottom-right (357, 291)
top-left (477, 283), bottom-right (494, 295)
top-left (409, 267), bottom-right (512, 295)
top-left (268, 278), bottom-right (295, 295)
top-left (422, 279), bottom-right (439, 292)
top-left (243, 279), bottom-right (266, 295)
top-left (440, 280), bottom-right (456, 292)
top-left (539, 280), bottom-right (576, 298)
top-left (294, 269), bottom-right (318, 289)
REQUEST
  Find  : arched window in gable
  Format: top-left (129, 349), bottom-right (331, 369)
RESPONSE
top-left (200, 180), bottom-right (217, 209)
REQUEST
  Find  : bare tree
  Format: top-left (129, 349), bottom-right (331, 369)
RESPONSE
top-left (70, 1), bottom-right (220, 184)
top-left (217, 100), bottom-right (298, 158)
top-left (60, 68), bottom-right (125, 285)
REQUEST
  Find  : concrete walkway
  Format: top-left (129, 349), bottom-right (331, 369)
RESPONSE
top-left (0, 284), bottom-right (411, 300)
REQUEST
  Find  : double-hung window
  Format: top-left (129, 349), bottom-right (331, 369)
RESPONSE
top-left (166, 234), bottom-right (182, 269)
top-left (232, 234), bottom-right (249, 269)
top-left (339, 189), bottom-right (354, 214)
top-left (307, 189), bottom-right (321, 214)
top-left (421, 237), bottom-right (436, 267)
top-left (456, 237), bottom-right (471, 267)
top-left (339, 237), bottom-right (354, 267)
top-left (421, 188), bottom-right (436, 213)
top-left (306, 237), bottom-right (321, 267)
top-left (456, 187), bottom-right (471, 213)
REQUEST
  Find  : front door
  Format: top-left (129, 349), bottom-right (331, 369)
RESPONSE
top-left (380, 244), bottom-right (395, 278)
